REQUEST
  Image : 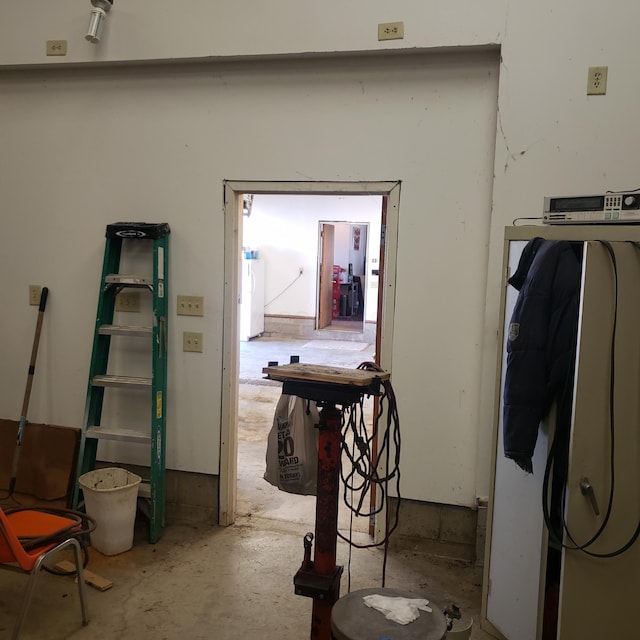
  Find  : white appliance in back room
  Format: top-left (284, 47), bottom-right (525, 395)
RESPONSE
top-left (240, 254), bottom-right (265, 341)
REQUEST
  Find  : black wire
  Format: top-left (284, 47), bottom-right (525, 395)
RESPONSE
top-left (560, 241), bottom-right (618, 554)
top-left (263, 271), bottom-right (303, 308)
top-left (543, 241), bottom-right (616, 551)
top-left (513, 216), bottom-right (544, 225)
top-left (339, 387), bottom-right (400, 524)
top-left (336, 362), bottom-right (401, 585)
top-left (543, 240), bottom-right (640, 558)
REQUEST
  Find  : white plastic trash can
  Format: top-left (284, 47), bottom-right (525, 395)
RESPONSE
top-left (79, 467), bottom-right (142, 556)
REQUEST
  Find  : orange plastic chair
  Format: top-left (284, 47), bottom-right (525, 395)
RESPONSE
top-left (0, 506), bottom-right (89, 639)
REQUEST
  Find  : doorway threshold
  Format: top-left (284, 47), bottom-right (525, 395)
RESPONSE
top-left (314, 323), bottom-right (374, 343)
top-left (314, 329), bottom-right (366, 341)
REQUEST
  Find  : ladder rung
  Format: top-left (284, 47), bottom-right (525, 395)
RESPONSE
top-left (92, 374), bottom-right (152, 389)
top-left (99, 324), bottom-right (153, 337)
top-left (105, 274), bottom-right (152, 286)
top-left (138, 483), bottom-right (151, 499)
top-left (86, 426), bottom-right (151, 444)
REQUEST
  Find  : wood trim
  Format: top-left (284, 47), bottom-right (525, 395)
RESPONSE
top-left (219, 180), bottom-right (400, 532)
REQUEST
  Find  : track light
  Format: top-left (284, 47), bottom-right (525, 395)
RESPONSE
top-left (85, 0), bottom-right (113, 44)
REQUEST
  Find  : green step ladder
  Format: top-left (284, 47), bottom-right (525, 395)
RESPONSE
top-left (74, 222), bottom-right (170, 543)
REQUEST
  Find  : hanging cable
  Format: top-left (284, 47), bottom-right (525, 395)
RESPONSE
top-left (337, 361), bottom-right (401, 586)
top-left (513, 216), bottom-right (544, 225)
top-left (542, 240), bottom-right (640, 558)
top-left (263, 269), bottom-right (303, 308)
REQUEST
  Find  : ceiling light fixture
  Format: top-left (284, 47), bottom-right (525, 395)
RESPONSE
top-left (85, 0), bottom-right (113, 44)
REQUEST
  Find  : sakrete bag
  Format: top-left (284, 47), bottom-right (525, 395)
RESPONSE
top-left (264, 394), bottom-right (320, 495)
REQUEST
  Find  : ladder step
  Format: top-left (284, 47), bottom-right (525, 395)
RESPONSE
top-left (86, 426), bottom-right (151, 444)
top-left (105, 274), bottom-right (152, 286)
top-left (138, 483), bottom-right (151, 499)
top-left (92, 374), bottom-right (152, 389)
top-left (99, 324), bottom-right (153, 337)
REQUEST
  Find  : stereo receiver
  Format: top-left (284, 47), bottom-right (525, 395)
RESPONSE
top-left (543, 193), bottom-right (640, 224)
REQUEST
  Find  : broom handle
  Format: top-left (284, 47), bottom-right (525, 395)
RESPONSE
top-left (9, 287), bottom-right (49, 494)
top-left (19, 287), bottom-right (49, 420)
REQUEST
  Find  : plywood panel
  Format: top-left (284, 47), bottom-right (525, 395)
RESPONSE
top-left (0, 419), bottom-right (79, 501)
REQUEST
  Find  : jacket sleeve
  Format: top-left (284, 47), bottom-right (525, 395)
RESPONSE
top-left (502, 240), bottom-right (581, 473)
top-left (503, 274), bottom-right (551, 473)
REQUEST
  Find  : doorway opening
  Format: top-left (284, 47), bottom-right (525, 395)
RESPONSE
top-left (221, 181), bottom-right (400, 540)
top-left (317, 221), bottom-right (370, 336)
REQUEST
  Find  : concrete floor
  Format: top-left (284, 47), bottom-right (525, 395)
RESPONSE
top-left (0, 515), bottom-right (490, 639)
top-left (0, 335), bottom-right (494, 639)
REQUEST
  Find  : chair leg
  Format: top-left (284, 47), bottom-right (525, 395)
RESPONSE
top-left (11, 538), bottom-right (89, 639)
top-left (11, 560), bottom-right (42, 640)
top-left (70, 538), bottom-right (89, 625)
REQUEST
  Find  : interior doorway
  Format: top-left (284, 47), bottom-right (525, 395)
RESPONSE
top-left (236, 198), bottom-right (378, 534)
top-left (318, 221), bottom-right (369, 333)
top-left (220, 181), bottom-right (400, 534)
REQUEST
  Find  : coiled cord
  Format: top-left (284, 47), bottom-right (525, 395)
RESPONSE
top-left (339, 361), bottom-right (401, 585)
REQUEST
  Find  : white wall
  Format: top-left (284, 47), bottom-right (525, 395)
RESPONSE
top-left (4, 0), bottom-right (635, 508)
top-left (475, 1), bottom-right (640, 498)
top-left (0, 51), bottom-right (498, 506)
top-left (243, 195), bottom-right (380, 323)
top-left (0, 1), bottom-right (505, 66)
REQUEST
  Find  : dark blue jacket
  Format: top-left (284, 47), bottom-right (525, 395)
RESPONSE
top-left (503, 238), bottom-right (582, 472)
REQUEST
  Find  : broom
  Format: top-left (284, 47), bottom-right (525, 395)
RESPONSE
top-left (8, 287), bottom-right (49, 497)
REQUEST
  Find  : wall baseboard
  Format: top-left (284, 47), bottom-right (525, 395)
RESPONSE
top-left (264, 315), bottom-right (376, 342)
top-left (104, 468), bottom-right (484, 574)
top-left (388, 498), bottom-right (479, 564)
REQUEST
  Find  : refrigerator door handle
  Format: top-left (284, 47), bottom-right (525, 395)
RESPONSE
top-left (580, 477), bottom-right (600, 516)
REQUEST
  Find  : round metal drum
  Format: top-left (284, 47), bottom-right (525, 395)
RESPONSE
top-left (331, 587), bottom-right (448, 640)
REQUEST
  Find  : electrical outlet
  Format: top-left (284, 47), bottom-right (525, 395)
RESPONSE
top-left (177, 295), bottom-right (204, 316)
top-left (183, 331), bottom-right (203, 353)
top-left (46, 40), bottom-right (67, 56)
top-left (587, 66), bottom-right (608, 95)
top-left (29, 285), bottom-right (42, 306)
top-left (378, 21), bottom-right (404, 41)
top-left (115, 291), bottom-right (140, 312)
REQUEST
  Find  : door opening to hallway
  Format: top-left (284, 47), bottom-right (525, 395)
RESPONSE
top-left (317, 221), bottom-right (370, 335)
top-left (221, 181), bottom-right (401, 540)
top-left (237, 194), bottom-right (380, 535)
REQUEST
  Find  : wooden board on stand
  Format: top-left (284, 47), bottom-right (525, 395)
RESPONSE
top-left (263, 363), bottom-right (389, 387)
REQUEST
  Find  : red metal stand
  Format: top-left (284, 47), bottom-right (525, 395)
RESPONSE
top-left (292, 403), bottom-right (344, 640)
top-left (310, 404), bottom-right (342, 640)
top-left (262, 364), bottom-right (388, 640)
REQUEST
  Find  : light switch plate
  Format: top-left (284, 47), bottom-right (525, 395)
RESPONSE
top-left (29, 285), bottom-right (42, 306)
top-left (183, 332), bottom-right (203, 353)
top-left (115, 291), bottom-right (140, 312)
top-left (177, 295), bottom-right (204, 316)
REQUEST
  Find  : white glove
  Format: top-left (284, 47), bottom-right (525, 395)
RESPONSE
top-left (362, 594), bottom-right (433, 625)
